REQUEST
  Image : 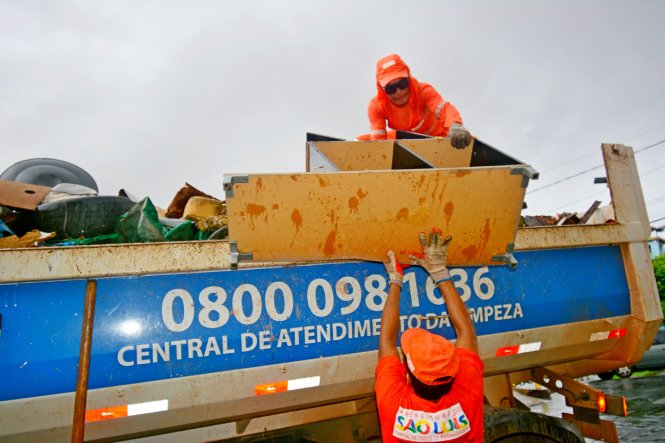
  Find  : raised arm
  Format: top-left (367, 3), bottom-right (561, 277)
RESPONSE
top-left (410, 229), bottom-right (478, 354)
top-left (378, 251), bottom-right (403, 359)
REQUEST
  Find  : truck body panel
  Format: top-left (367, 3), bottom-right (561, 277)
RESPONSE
top-left (0, 141), bottom-right (661, 442)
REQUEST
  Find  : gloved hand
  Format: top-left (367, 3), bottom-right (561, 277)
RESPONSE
top-left (409, 228), bottom-right (452, 284)
top-left (384, 250), bottom-right (404, 287)
top-left (449, 123), bottom-right (471, 149)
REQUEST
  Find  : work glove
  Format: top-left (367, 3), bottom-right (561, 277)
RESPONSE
top-left (384, 250), bottom-right (404, 287)
top-left (449, 123), bottom-right (471, 149)
top-left (409, 228), bottom-right (452, 284)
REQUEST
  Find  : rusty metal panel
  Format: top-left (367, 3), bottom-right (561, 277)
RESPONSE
top-left (313, 140), bottom-right (394, 171)
top-left (0, 241), bottom-right (231, 282)
top-left (311, 138), bottom-right (472, 172)
top-left (397, 137), bottom-right (473, 168)
top-left (226, 167), bottom-right (526, 266)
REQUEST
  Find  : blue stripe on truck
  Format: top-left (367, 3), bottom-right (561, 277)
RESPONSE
top-left (0, 245), bottom-right (630, 401)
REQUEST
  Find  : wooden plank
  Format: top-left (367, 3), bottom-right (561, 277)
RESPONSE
top-left (0, 179), bottom-right (51, 210)
top-left (226, 167), bottom-right (526, 265)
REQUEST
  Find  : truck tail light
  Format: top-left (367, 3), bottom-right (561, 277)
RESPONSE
top-left (597, 393), bottom-right (606, 413)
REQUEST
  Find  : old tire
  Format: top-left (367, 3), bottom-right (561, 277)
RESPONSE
top-left (484, 406), bottom-right (584, 443)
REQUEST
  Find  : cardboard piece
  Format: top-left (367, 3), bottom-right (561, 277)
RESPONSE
top-left (0, 179), bottom-right (51, 210)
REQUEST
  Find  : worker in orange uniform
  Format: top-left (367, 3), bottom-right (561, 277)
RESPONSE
top-left (377, 229), bottom-right (484, 442)
top-left (361, 54), bottom-right (472, 149)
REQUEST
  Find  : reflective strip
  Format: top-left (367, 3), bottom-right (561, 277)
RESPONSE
top-left (381, 59), bottom-right (396, 69)
top-left (85, 399), bottom-right (168, 423)
top-left (371, 129), bottom-right (387, 135)
top-left (410, 118), bottom-right (425, 132)
top-left (495, 341), bottom-right (541, 357)
top-left (424, 118), bottom-right (438, 135)
top-left (434, 101), bottom-right (446, 120)
top-left (589, 328), bottom-right (627, 342)
top-left (255, 376), bottom-right (321, 396)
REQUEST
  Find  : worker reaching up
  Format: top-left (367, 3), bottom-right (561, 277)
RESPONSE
top-left (360, 54), bottom-right (472, 149)
top-left (376, 229), bottom-right (484, 442)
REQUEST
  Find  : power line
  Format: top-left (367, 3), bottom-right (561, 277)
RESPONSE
top-left (549, 189), bottom-right (608, 213)
top-left (538, 123), bottom-right (665, 175)
top-left (526, 164), bottom-right (605, 194)
top-left (634, 138), bottom-right (665, 154)
top-left (527, 139), bottom-right (665, 195)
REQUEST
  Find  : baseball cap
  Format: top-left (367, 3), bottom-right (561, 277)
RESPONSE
top-left (401, 328), bottom-right (459, 385)
top-left (376, 54), bottom-right (410, 87)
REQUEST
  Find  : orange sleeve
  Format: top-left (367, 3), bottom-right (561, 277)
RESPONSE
top-left (375, 356), bottom-right (406, 398)
top-left (368, 96), bottom-right (388, 140)
top-left (420, 83), bottom-right (463, 135)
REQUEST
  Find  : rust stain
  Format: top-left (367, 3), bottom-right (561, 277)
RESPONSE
top-left (348, 196), bottom-right (359, 212)
top-left (272, 204), bottom-right (279, 210)
top-left (290, 209), bottom-right (303, 246)
top-left (291, 209), bottom-right (303, 228)
top-left (479, 218), bottom-right (491, 251)
top-left (357, 188), bottom-right (368, 199)
top-left (246, 203), bottom-right (266, 228)
top-left (443, 202), bottom-right (454, 228)
top-left (328, 210), bottom-right (336, 226)
top-left (256, 177), bottom-right (263, 190)
top-left (324, 230), bottom-right (337, 256)
top-left (455, 170), bottom-right (471, 178)
top-left (289, 175), bottom-right (299, 182)
top-left (396, 208), bottom-right (409, 220)
top-left (461, 244), bottom-right (478, 260)
top-left (246, 204), bottom-right (266, 216)
top-left (318, 177), bottom-right (329, 187)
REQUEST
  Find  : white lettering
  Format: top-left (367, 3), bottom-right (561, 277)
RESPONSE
top-left (241, 333), bottom-right (257, 352)
top-left (136, 344), bottom-right (150, 365)
top-left (118, 345), bottom-right (134, 366)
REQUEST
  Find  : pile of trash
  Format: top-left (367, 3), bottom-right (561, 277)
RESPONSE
top-left (0, 158), bottom-right (227, 249)
top-left (520, 201), bottom-right (616, 227)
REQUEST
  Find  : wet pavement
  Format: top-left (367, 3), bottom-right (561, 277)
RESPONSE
top-left (514, 370), bottom-right (665, 442)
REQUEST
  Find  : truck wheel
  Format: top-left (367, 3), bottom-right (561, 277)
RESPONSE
top-left (484, 406), bottom-right (584, 442)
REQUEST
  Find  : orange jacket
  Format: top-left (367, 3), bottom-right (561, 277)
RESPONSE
top-left (368, 77), bottom-right (464, 141)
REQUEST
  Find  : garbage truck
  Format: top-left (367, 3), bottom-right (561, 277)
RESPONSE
top-left (0, 134), bottom-right (661, 442)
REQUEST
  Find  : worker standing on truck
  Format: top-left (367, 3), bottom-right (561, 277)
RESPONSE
top-left (377, 229), bottom-right (483, 442)
top-left (359, 53), bottom-right (472, 149)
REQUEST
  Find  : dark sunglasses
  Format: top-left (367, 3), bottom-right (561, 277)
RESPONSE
top-left (384, 77), bottom-right (409, 94)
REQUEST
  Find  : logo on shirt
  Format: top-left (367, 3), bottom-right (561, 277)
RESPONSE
top-left (393, 403), bottom-right (470, 442)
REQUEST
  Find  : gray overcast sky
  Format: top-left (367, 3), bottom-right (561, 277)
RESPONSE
top-left (2, 1), bottom-right (665, 222)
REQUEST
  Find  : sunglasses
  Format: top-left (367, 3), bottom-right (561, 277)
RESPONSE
top-left (384, 77), bottom-right (409, 94)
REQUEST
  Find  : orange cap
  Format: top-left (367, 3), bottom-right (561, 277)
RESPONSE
top-left (401, 328), bottom-right (459, 385)
top-left (376, 54), bottom-right (410, 87)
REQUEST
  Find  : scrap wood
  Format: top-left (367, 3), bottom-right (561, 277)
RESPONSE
top-left (166, 183), bottom-right (220, 219)
top-left (579, 200), bottom-right (602, 224)
top-left (0, 230), bottom-right (56, 249)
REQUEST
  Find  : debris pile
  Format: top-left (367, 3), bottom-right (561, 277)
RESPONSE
top-left (520, 201), bottom-right (616, 227)
top-left (0, 159), bottom-right (227, 249)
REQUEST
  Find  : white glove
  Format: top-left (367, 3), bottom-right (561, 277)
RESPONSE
top-left (383, 250), bottom-right (404, 287)
top-left (450, 123), bottom-right (471, 149)
top-left (409, 229), bottom-right (452, 284)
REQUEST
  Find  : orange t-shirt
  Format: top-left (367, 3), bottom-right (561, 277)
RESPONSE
top-left (375, 349), bottom-right (484, 442)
